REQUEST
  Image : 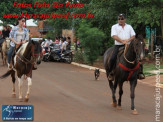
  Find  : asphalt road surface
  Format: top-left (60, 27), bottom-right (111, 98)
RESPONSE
top-left (0, 61), bottom-right (162, 122)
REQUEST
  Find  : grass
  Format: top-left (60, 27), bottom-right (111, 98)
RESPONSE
top-left (143, 62), bottom-right (163, 76)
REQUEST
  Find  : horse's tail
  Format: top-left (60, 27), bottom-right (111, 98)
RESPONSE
top-left (0, 70), bottom-right (14, 79)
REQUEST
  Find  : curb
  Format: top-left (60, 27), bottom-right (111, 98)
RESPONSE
top-left (71, 62), bottom-right (106, 73)
top-left (71, 62), bottom-right (163, 88)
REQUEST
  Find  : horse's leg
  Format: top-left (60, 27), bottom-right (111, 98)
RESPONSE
top-left (1, 51), bottom-right (4, 65)
top-left (130, 80), bottom-right (138, 115)
top-left (112, 79), bottom-right (118, 107)
top-left (24, 77), bottom-right (32, 102)
top-left (107, 71), bottom-right (117, 107)
top-left (4, 51), bottom-right (7, 65)
top-left (117, 82), bottom-right (123, 110)
top-left (11, 71), bottom-right (16, 97)
top-left (18, 77), bottom-right (23, 102)
top-left (3, 52), bottom-right (6, 65)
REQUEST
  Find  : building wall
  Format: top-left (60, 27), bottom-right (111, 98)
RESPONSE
top-left (27, 26), bottom-right (40, 38)
top-left (62, 29), bottom-right (75, 42)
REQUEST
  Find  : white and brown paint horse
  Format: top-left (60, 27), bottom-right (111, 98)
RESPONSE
top-left (1, 38), bottom-right (10, 65)
top-left (0, 40), bottom-right (42, 102)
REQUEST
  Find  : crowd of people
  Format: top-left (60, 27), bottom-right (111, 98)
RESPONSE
top-left (41, 36), bottom-right (71, 58)
top-left (0, 16), bottom-right (73, 69)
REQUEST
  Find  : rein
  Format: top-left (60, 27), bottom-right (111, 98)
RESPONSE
top-left (16, 44), bottom-right (35, 77)
top-left (119, 41), bottom-right (140, 80)
top-left (123, 44), bottom-right (135, 64)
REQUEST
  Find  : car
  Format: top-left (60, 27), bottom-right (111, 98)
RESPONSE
top-left (31, 38), bottom-right (44, 41)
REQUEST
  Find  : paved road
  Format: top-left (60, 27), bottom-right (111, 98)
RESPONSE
top-left (0, 62), bottom-right (162, 122)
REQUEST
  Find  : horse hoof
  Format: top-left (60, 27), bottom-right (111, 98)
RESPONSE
top-left (111, 102), bottom-right (117, 107)
top-left (131, 109), bottom-right (138, 115)
top-left (24, 98), bottom-right (29, 102)
top-left (12, 94), bottom-right (16, 98)
top-left (117, 106), bottom-right (122, 110)
top-left (19, 98), bottom-right (23, 102)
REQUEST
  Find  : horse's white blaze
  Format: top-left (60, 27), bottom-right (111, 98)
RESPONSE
top-left (140, 52), bottom-right (144, 60)
top-left (18, 77), bottom-right (23, 99)
top-left (141, 42), bottom-right (143, 44)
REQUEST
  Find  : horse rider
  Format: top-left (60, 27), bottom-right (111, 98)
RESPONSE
top-left (8, 17), bottom-right (29, 69)
top-left (57, 37), bottom-right (68, 58)
top-left (45, 37), bottom-right (53, 53)
top-left (0, 25), bottom-right (10, 47)
top-left (108, 13), bottom-right (145, 80)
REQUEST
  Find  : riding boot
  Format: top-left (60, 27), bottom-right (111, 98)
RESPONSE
top-left (8, 51), bottom-right (16, 70)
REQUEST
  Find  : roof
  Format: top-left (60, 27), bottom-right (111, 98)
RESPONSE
top-left (26, 19), bottom-right (37, 27)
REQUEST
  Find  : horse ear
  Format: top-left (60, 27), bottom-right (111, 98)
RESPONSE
top-left (31, 40), bottom-right (35, 45)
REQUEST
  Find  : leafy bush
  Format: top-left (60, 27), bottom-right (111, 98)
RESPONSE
top-left (73, 50), bottom-right (85, 63)
top-left (77, 20), bottom-right (105, 65)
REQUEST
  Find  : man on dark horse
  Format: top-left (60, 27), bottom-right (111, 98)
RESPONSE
top-left (108, 13), bottom-right (145, 80)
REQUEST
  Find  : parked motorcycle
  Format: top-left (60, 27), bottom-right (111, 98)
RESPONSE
top-left (42, 44), bottom-right (73, 64)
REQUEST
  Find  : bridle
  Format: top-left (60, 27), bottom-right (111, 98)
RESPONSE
top-left (123, 39), bottom-right (140, 64)
top-left (16, 43), bottom-right (42, 76)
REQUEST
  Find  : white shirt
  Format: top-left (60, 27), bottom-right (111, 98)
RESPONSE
top-left (44, 39), bottom-right (53, 47)
top-left (111, 23), bottom-right (136, 45)
top-left (62, 41), bottom-right (68, 50)
top-left (16, 31), bottom-right (24, 42)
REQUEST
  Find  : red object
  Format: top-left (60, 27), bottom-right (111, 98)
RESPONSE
top-left (42, 49), bottom-right (45, 54)
top-left (119, 62), bottom-right (140, 81)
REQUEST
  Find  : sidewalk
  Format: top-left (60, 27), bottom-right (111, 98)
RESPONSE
top-left (147, 69), bottom-right (163, 74)
top-left (71, 62), bottom-right (163, 88)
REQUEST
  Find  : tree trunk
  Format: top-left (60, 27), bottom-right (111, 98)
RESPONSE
top-left (161, 3), bottom-right (163, 39)
top-left (151, 33), bottom-right (154, 59)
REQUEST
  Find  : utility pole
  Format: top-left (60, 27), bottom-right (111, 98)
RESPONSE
top-left (161, 1), bottom-right (163, 39)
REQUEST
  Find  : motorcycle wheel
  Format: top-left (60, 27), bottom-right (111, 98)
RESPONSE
top-left (43, 55), bottom-right (49, 62)
top-left (66, 52), bottom-right (73, 64)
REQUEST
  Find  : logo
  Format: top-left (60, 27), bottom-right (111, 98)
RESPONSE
top-left (2, 105), bottom-right (33, 121)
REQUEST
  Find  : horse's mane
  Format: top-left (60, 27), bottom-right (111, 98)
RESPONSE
top-left (137, 34), bottom-right (144, 40)
top-left (17, 42), bottom-right (30, 56)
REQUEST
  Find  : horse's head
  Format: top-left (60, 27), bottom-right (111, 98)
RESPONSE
top-left (133, 35), bottom-right (145, 61)
top-left (31, 40), bottom-right (42, 65)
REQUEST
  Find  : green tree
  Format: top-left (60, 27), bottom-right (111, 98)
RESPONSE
top-left (78, 20), bottom-right (105, 65)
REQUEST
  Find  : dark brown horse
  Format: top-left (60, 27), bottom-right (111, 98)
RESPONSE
top-left (104, 35), bottom-right (145, 114)
top-left (0, 40), bottom-right (42, 102)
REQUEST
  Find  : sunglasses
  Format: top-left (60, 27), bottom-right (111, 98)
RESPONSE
top-left (118, 18), bottom-right (124, 20)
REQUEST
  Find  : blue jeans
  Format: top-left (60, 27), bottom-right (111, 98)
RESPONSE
top-left (0, 38), bottom-right (5, 46)
top-left (57, 50), bottom-right (62, 58)
top-left (8, 46), bottom-right (15, 64)
top-left (57, 50), bottom-right (65, 58)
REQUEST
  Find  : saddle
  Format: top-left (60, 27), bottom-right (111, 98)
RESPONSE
top-left (109, 46), bottom-right (125, 80)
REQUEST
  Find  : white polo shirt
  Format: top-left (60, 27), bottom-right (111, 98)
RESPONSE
top-left (111, 23), bottom-right (136, 45)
